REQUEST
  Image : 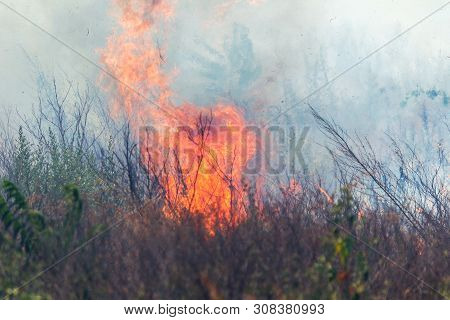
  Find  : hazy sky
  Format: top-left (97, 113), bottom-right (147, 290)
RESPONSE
top-left (1, 0), bottom-right (449, 133)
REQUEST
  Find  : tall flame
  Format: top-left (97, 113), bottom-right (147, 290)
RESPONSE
top-left (100, 0), bottom-right (258, 232)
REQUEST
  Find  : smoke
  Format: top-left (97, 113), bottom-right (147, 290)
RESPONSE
top-left (1, 0), bottom-right (449, 162)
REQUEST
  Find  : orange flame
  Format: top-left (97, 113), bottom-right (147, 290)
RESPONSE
top-left (100, 0), bottom-right (258, 232)
top-left (318, 186), bottom-right (334, 204)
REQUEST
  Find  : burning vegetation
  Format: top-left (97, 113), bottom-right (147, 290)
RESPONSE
top-left (100, 0), bottom-right (263, 232)
top-left (0, 0), bottom-right (448, 300)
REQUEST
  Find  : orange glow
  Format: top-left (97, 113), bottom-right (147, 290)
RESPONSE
top-left (141, 104), bottom-right (258, 232)
top-left (318, 186), bottom-right (334, 204)
top-left (280, 179), bottom-right (302, 197)
top-left (100, 0), bottom-right (258, 232)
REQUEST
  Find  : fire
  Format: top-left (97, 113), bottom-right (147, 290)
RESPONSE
top-left (318, 186), bottom-right (334, 204)
top-left (280, 179), bottom-right (302, 197)
top-left (141, 104), bottom-right (257, 231)
top-left (100, 0), bottom-right (258, 232)
top-left (100, 0), bottom-right (174, 121)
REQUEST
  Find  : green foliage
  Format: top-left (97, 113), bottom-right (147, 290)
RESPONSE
top-left (62, 184), bottom-right (83, 249)
top-left (13, 127), bottom-right (33, 194)
top-left (0, 180), bottom-right (48, 299)
top-left (0, 180), bottom-right (46, 253)
top-left (309, 187), bottom-right (369, 299)
top-left (8, 126), bottom-right (100, 204)
top-left (0, 181), bottom-right (87, 299)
